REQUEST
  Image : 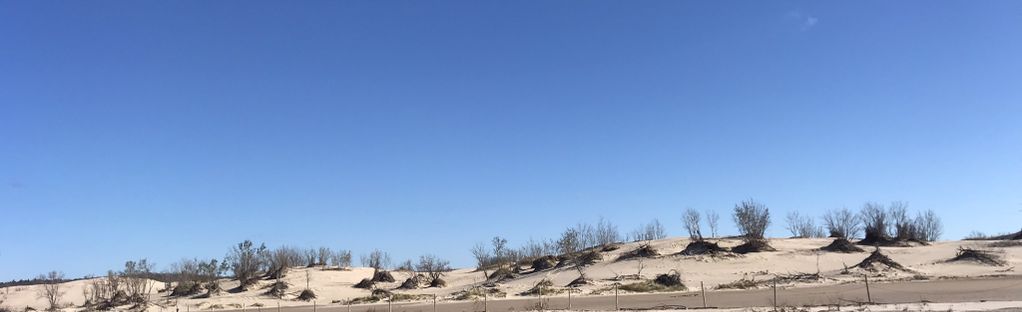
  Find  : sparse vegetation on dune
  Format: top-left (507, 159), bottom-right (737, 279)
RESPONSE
top-left (616, 243), bottom-right (660, 261)
top-left (613, 271), bottom-right (686, 293)
top-left (858, 202), bottom-right (943, 247)
top-left (731, 199), bottom-right (776, 253)
top-left (948, 247), bottom-right (1006, 266)
top-left (14, 201), bottom-right (1007, 312)
top-left (820, 238), bottom-right (865, 253)
top-left (519, 279), bottom-right (561, 296)
top-left (679, 240), bottom-right (729, 256)
top-left (452, 287), bottom-right (506, 300)
top-left (855, 247), bottom-right (910, 272)
top-left (966, 229), bottom-right (1022, 241)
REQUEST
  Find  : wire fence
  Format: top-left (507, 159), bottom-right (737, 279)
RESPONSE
top-left (195, 275), bottom-right (1022, 312)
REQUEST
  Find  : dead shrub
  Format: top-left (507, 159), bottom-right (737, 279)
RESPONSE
top-left (518, 279), bottom-right (560, 296)
top-left (264, 281), bottom-right (288, 298)
top-left (855, 247), bottom-right (909, 272)
top-left (617, 244), bottom-right (660, 261)
top-left (531, 256), bottom-right (557, 271)
top-left (820, 238), bottom-right (865, 253)
top-left (679, 241), bottom-right (728, 256)
top-left (371, 271), bottom-right (395, 283)
top-left (715, 277), bottom-right (758, 290)
top-left (654, 270), bottom-right (684, 288)
top-left (948, 247), bottom-right (1006, 266)
top-left (297, 289), bottom-right (316, 301)
top-left (429, 277), bottom-right (447, 288)
top-left (732, 239), bottom-right (776, 254)
top-left (353, 278), bottom-right (374, 289)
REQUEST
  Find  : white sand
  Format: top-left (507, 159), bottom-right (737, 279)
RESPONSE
top-left (3, 238), bottom-right (1019, 311)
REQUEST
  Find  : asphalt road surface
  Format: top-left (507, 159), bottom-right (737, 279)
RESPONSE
top-left (226, 276), bottom-right (1022, 312)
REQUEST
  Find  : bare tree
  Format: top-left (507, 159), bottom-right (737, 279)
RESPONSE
top-left (822, 207), bottom-right (861, 239)
top-left (227, 240), bottom-right (266, 289)
top-left (683, 208), bottom-right (703, 241)
top-left (304, 248), bottom-right (317, 267)
top-left (491, 236), bottom-right (509, 269)
top-left (360, 249), bottom-right (391, 274)
top-left (557, 227), bottom-right (587, 279)
top-left (104, 270), bottom-right (121, 298)
top-left (330, 250), bottom-right (352, 269)
top-left (416, 254), bottom-right (451, 286)
top-left (785, 211), bottom-right (824, 238)
top-left (266, 246), bottom-right (300, 280)
top-left (594, 217), bottom-right (621, 246)
top-left (733, 199), bottom-right (770, 240)
top-left (122, 258), bottom-right (156, 304)
top-left (629, 219), bottom-right (667, 242)
top-left (397, 259), bottom-right (415, 272)
top-left (36, 271), bottom-right (64, 311)
top-left (574, 223), bottom-right (597, 250)
top-left (889, 201), bottom-right (915, 240)
top-left (914, 209), bottom-right (943, 242)
top-left (317, 247), bottom-right (332, 266)
top-left (470, 242), bottom-right (492, 277)
top-left (85, 278), bottom-right (108, 304)
top-left (705, 210), bottom-right (720, 238)
top-left (521, 238), bottom-right (546, 260)
top-left (860, 202), bottom-right (890, 242)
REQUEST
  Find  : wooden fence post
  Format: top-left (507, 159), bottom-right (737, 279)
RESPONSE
top-left (865, 275), bottom-right (872, 303)
top-left (772, 279), bottom-right (777, 312)
top-left (701, 281), bottom-right (707, 308)
top-left (614, 283), bottom-right (619, 311)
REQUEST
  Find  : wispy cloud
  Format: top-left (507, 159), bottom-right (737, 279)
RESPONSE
top-left (786, 10), bottom-right (819, 31)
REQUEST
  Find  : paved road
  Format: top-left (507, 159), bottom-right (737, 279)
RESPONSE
top-left (231, 276), bottom-right (1022, 312)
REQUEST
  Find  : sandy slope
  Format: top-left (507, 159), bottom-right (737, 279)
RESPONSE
top-left (3, 238), bottom-right (1019, 311)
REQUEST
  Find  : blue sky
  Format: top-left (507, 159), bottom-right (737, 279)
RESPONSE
top-left (2, 1), bottom-right (1021, 281)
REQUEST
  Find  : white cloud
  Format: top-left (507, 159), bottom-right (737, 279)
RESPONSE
top-left (805, 16), bottom-right (819, 29)
top-left (786, 10), bottom-right (819, 31)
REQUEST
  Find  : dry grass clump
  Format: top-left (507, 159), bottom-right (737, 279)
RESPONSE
top-left (353, 278), bottom-right (374, 289)
top-left (967, 229), bottom-right (1022, 241)
top-left (264, 281), bottom-right (288, 298)
top-left (653, 271), bottom-right (684, 288)
top-left (171, 282), bottom-right (204, 297)
top-left (430, 277), bottom-right (447, 288)
top-left (531, 256), bottom-right (558, 271)
top-left (371, 271), bottom-right (395, 283)
top-left (296, 289), bottom-right (316, 301)
top-left (485, 267), bottom-right (519, 283)
top-left (397, 275), bottom-right (424, 290)
top-left (732, 239), bottom-right (776, 254)
top-left (452, 287), bottom-right (506, 301)
top-left (614, 270), bottom-right (686, 293)
top-left (600, 244), bottom-right (622, 252)
top-left (855, 248), bottom-right (909, 272)
top-left (948, 247), bottom-right (1006, 266)
top-left (987, 240), bottom-right (1022, 248)
top-left (577, 250), bottom-right (603, 265)
top-left (566, 276), bottom-right (591, 287)
top-left (518, 279), bottom-right (562, 296)
top-left (715, 277), bottom-right (758, 290)
top-left (347, 289), bottom-right (399, 304)
top-left (679, 241), bottom-right (728, 256)
top-left (616, 244), bottom-right (660, 261)
top-left (820, 238), bottom-right (865, 253)
top-left (773, 272), bottom-right (824, 284)
top-left (390, 293), bottom-right (433, 302)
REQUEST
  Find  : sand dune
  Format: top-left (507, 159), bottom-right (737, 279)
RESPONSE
top-left (3, 237), bottom-right (1019, 311)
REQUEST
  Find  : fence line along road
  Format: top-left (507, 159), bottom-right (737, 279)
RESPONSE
top-left (216, 276), bottom-right (1022, 312)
